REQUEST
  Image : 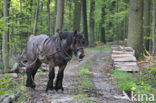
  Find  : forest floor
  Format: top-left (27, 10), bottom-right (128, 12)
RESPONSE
top-left (18, 46), bottom-right (131, 103)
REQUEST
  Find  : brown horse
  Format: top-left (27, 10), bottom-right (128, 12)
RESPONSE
top-left (21, 30), bottom-right (85, 92)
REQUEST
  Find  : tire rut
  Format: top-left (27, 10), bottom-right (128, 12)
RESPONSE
top-left (89, 50), bottom-right (132, 103)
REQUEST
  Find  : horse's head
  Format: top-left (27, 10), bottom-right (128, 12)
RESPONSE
top-left (72, 30), bottom-right (85, 59)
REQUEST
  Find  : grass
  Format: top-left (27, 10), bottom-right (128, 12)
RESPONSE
top-left (74, 62), bottom-right (93, 103)
top-left (86, 45), bottom-right (111, 52)
top-left (112, 69), bottom-right (156, 102)
top-left (112, 70), bottom-right (137, 91)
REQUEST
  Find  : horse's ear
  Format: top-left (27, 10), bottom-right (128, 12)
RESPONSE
top-left (74, 30), bottom-right (77, 36)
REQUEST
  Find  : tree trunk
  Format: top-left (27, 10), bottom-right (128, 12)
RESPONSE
top-left (40, 0), bottom-right (43, 33)
top-left (89, 0), bottom-right (95, 47)
top-left (47, 0), bottom-right (51, 35)
top-left (33, 0), bottom-right (40, 35)
top-left (128, 0), bottom-right (144, 58)
top-left (144, 0), bottom-right (152, 51)
top-left (153, 0), bottom-right (156, 54)
top-left (52, 0), bottom-right (57, 33)
top-left (73, 0), bottom-right (81, 31)
top-left (2, 0), bottom-right (9, 72)
top-left (81, 0), bottom-right (88, 46)
top-left (55, 0), bottom-right (64, 31)
top-left (116, 0), bottom-right (119, 44)
top-left (101, 7), bottom-right (106, 44)
top-left (68, 0), bottom-right (72, 30)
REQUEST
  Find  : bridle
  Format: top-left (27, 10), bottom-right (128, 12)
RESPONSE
top-left (74, 47), bottom-right (84, 54)
top-left (72, 36), bottom-right (84, 55)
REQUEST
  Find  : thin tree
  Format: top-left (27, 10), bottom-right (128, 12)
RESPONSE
top-left (2, 0), bottom-right (9, 72)
top-left (68, 0), bottom-right (72, 30)
top-left (52, 0), bottom-right (57, 33)
top-left (73, 0), bottom-right (81, 31)
top-left (40, 0), bottom-right (43, 33)
top-left (100, 6), bottom-right (106, 44)
top-left (55, 0), bottom-right (64, 31)
top-left (128, 0), bottom-right (144, 58)
top-left (144, 0), bottom-right (152, 51)
top-left (153, 0), bottom-right (156, 54)
top-left (89, 0), bottom-right (95, 47)
top-left (33, 0), bottom-right (40, 35)
top-left (47, 0), bottom-right (51, 35)
top-left (81, 0), bottom-right (88, 46)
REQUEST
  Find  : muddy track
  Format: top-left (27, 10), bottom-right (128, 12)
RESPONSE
top-left (26, 49), bottom-right (131, 103)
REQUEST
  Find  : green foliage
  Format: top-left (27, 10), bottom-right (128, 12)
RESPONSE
top-left (0, 75), bottom-right (31, 102)
top-left (98, 0), bottom-right (129, 42)
top-left (86, 45), bottom-right (111, 51)
top-left (112, 70), bottom-right (137, 91)
top-left (74, 91), bottom-right (93, 103)
top-left (112, 70), bottom-right (156, 95)
top-left (74, 62), bottom-right (93, 102)
top-left (0, 75), bottom-right (19, 96)
top-left (77, 63), bottom-right (93, 90)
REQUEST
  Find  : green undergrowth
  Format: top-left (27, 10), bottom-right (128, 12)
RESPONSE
top-left (74, 62), bottom-right (93, 103)
top-left (112, 69), bottom-right (156, 102)
top-left (0, 74), bottom-right (31, 102)
top-left (0, 75), bottom-right (18, 96)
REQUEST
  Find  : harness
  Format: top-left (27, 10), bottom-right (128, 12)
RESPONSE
top-left (38, 33), bottom-right (72, 62)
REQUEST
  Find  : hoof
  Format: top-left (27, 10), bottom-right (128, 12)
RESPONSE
top-left (46, 89), bottom-right (55, 94)
top-left (55, 86), bottom-right (64, 91)
top-left (26, 83), bottom-right (36, 89)
top-left (57, 89), bottom-right (64, 93)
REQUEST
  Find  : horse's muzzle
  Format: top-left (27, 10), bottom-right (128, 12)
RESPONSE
top-left (79, 54), bottom-right (85, 59)
top-left (77, 52), bottom-right (85, 59)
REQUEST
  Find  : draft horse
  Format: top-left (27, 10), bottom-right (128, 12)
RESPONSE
top-left (21, 30), bottom-right (85, 92)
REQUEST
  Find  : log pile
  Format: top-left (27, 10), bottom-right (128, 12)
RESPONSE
top-left (112, 46), bottom-right (139, 71)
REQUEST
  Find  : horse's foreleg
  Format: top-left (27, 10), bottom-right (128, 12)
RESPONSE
top-left (46, 67), bottom-right (55, 92)
top-left (55, 64), bottom-right (67, 91)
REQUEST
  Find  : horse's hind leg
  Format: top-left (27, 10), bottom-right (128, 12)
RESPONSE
top-left (26, 67), bottom-right (35, 88)
top-left (26, 59), bottom-right (41, 88)
top-left (32, 60), bottom-right (42, 80)
top-left (55, 63), bottom-right (67, 91)
top-left (46, 66), bottom-right (55, 92)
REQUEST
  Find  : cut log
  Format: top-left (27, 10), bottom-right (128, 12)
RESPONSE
top-left (114, 62), bottom-right (139, 71)
top-left (0, 73), bottom-right (18, 78)
top-left (112, 56), bottom-right (137, 62)
top-left (114, 65), bottom-right (139, 71)
top-left (112, 50), bottom-right (134, 55)
top-left (114, 62), bottom-right (137, 66)
top-left (0, 94), bottom-right (16, 103)
top-left (112, 54), bottom-right (133, 58)
top-left (111, 46), bottom-right (139, 72)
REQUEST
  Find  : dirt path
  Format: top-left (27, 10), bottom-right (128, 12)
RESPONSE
top-left (26, 48), bottom-right (131, 103)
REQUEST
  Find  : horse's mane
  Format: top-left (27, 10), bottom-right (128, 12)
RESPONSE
top-left (49, 31), bottom-right (74, 45)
